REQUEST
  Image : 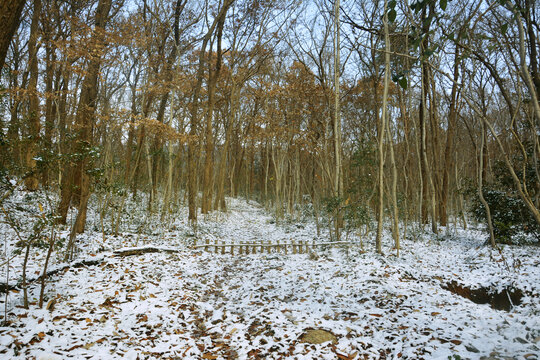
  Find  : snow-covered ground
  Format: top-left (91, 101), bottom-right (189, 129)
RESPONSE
top-left (0, 193), bottom-right (539, 359)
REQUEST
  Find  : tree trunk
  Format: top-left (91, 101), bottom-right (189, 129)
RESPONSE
top-left (478, 120), bottom-right (496, 247)
top-left (41, 31), bottom-right (57, 188)
top-left (375, 0), bottom-right (390, 254)
top-left (202, 15), bottom-right (225, 214)
top-left (0, 0), bottom-right (26, 71)
top-left (6, 40), bottom-right (25, 169)
top-left (125, 84), bottom-right (138, 186)
top-left (58, 0), bottom-right (114, 233)
top-left (149, 0), bottom-right (186, 211)
top-left (387, 117), bottom-right (400, 256)
top-left (188, 0), bottom-right (233, 223)
top-left (24, 0), bottom-right (42, 191)
top-left (440, 46), bottom-right (461, 226)
top-left (333, 0), bottom-right (343, 240)
top-left (214, 92), bottom-right (235, 211)
top-left (418, 4), bottom-right (433, 226)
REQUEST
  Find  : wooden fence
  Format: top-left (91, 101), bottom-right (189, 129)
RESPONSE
top-left (193, 239), bottom-right (351, 255)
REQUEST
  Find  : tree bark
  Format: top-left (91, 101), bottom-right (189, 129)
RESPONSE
top-left (478, 119), bottom-right (496, 247)
top-left (376, 0), bottom-right (390, 254)
top-left (214, 85), bottom-right (237, 211)
top-left (202, 14), bottom-right (226, 214)
top-left (333, 0), bottom-right (343, 241)
top-left (440, 46), bottom-right (461, 226)
top-left (58, 0), bottom-right (114, 233)
top-left (41, 21), bottom-right (56, 188)
top-left (0, 0), bottom-right (26, 71)
top-left (24, 0), bottom-right (42, 191)
top-left (188, 0), bottom-right (234, 223)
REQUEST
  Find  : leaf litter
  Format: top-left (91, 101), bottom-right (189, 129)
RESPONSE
top-left (0, 197), bottom-right (539, 359)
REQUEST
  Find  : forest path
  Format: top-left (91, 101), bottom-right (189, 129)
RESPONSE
top-left (1, 248), bottom-right (538, 359)
top-left (0, 199), bottom-right (539, 359)
top-left (195, 199), bottom-right (312, 247)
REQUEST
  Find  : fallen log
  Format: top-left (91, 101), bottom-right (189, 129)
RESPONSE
top-left (113, 246), bottom-right (181, 257)
top-left (0, 256), bottom-right (105, 294)
top-left (1, 246), bottom-right (183, 293)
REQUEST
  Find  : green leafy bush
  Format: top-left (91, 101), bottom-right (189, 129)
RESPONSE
top-left (471, 189), bottom-right (540, 243)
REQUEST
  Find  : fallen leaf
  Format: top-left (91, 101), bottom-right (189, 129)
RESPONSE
top-left (66, 344), bottom-right (83, 351)
top-left (46, 298), bottom-right (56, 311)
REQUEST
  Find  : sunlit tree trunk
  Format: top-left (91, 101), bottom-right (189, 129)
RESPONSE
top-left (333, 0), bottom-right (343, 240)
top-left (478, 119), bottom-right (496, 247)
top-left (387, 120), bottom-right (400, 256)
top-left (24, 0), bottom-right (42, 191)
top-left (41, 13), bottom-right (57, 188)
top-left (418, 3), bottom-right (437, 234)
top-left (375, 0), bottom-right (390, 254)
top-left (214, 86), bottom-right (236, 211)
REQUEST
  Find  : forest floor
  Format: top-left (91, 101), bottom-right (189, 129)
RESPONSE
top-left (0, 192), bottom-right (539, 359)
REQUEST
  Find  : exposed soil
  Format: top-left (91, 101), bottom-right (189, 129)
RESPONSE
top-left (443, 281), bottom-right (523, 311)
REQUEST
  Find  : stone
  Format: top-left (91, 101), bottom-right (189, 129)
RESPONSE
top-left (300, 329), bottom-right (338, 345)
top-left (465, 344), bottom-right (480, 353)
